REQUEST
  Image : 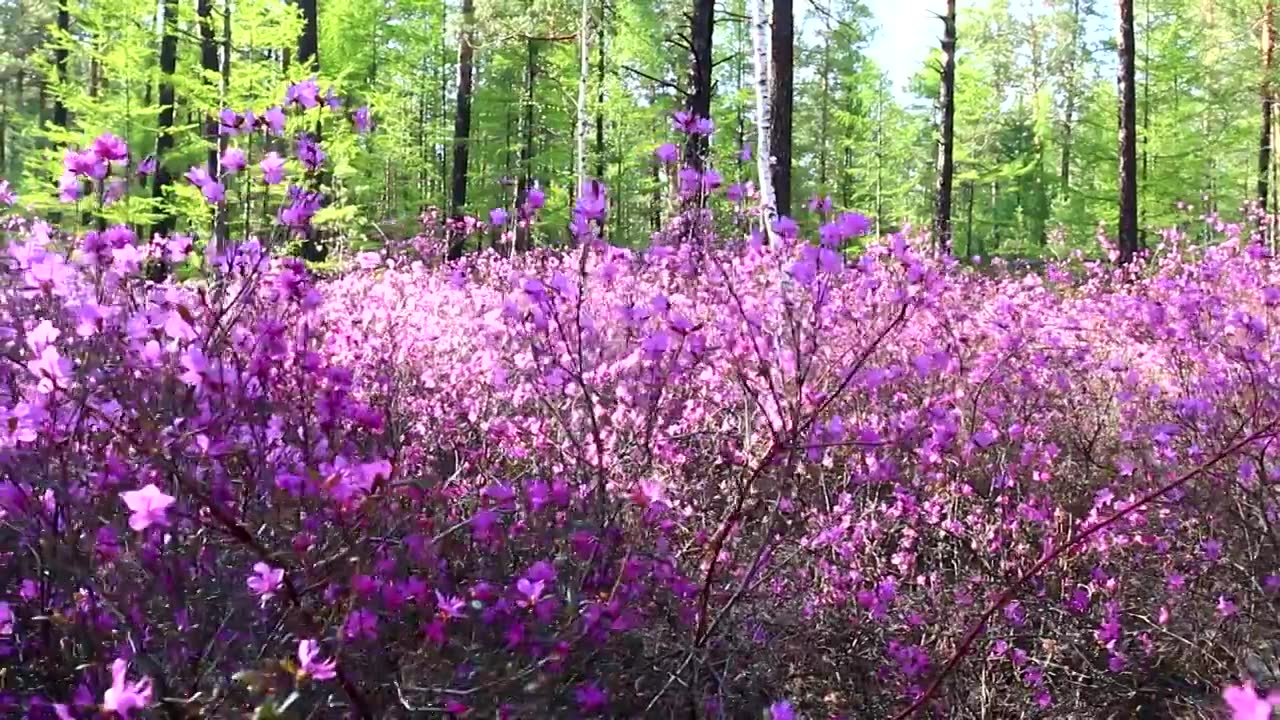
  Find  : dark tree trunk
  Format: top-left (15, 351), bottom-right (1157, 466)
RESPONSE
top-left (152, 0), bottom-right (179, 239)
top-left (686, 0), bottom-right (714, 168)
top-left (447, 0), bottom-right (476, 260)
top-left (198, 0), bottom-right (218, 176)
top-left (932, 0), bottom-right (957, 253)
top-left (1117, 0), bottom-right (1139, 263)
top-left (594, 0), bottom-right (606, 179)
top-left (298, 0), bottom-right (319, 72)
top-left (1260, 0), bottom-right (1275, 216)
top-left (296, 0), bottom-right (324, 261)
top-left (53, 0), bottom-right (70, 130)
top-left (769, 0), bottom-right (794, 217)
top-left (516, 39), bottom-right (537, 252)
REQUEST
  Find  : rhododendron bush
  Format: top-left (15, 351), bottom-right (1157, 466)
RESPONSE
top-left (2, 106), bottom-right (1280, 719)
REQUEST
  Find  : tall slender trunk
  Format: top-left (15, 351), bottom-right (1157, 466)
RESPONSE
top-left (769, 0), bottom-right (794, 217)
top-left (198, 0), bottom-right (218, 176)
top-left (1060, 0), bottom-right (1081, 194)
top-left (298, 0), bottom-right (319, 72)
top-left (52, 0), bottom-right (70, 130)
top-left (748, 0), bottom-right (777, 238)
top-left (447, 0), bottom-right (476, 259)
top-left (516, 39), bottom-right (537, 251)
top-left (818, 41), bottom-right (831, 190)
top-left (152, 0), bottom-right (179, 239)
top-left (213, 0), bottom-right (232, 255)
top-left (574, 0), bottom-right (591, 188)
top-left (1259, 0), bottom-right (1275, 224)
top-left (1117, 0), bottom-right (1140, 263)
top-left (932, 0), bottom-right (957, 253)
top-left (594, 0), bottom-right (606, 180)
top-left (686, 0), bottom-right (714, 168)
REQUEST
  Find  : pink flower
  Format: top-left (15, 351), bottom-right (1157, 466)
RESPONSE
top-left (220, 147), bottom-right (247, 174)
top-left (1223, 683), bottom-right (1277, 720)
top-left (119, 484), bottom-right (176, 531)
top-left (297, 638), bottom-right (337, 680)
top-left (101, 658), bottom-right (153, 718)
top-left (516, 578), bottom-right (545, 608)
top-left (247, 562), bottom-right (284, 604)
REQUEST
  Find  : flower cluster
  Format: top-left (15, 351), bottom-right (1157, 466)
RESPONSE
top-left (0, 117), bottom-right (1278, 720)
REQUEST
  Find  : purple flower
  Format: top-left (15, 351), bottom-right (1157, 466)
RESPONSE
top-left (286, 78), bottom-right (320, 109)
top-left (671, 111), bottom-right (713, 135)
top-left (0, 180), bottom-right (16, 206)
top-left (91, 133), bottom-right (129, 164)
top-left (515, 577), bottom-right (545, 608)
top-left (773, 215), bottom-right (798, 238)
top-left (296, 135), bottom-right (326, 171)
top-left (220, 147), bottom-right (246, 174)
top-left (575, 180), bottom-right (607, 222)
top-left (218, 108), bottom-right (245, 136)
top-left (352, 106), bottom-right (373, 134)
top-left (489, 208), bottom-right (509, 226)
top-left (654, 143), bottom-right (678, 164)
top-left (296, 639), bottom-right (337, 681)
top-left (574, 682), bottom-right (608, 714)
top-left (768, 700), bottom-right (796, 720)
top-left (739, 143), bottom-right (753, 162)
top-left (119, 484), bottom-right (175, 531)
top-left (526, 186), bottom-right (546, 210)
top-left (137, 156), bottom-right (157, 178)
top-left (808, 195), bottom-right (832, 215)
top-left (58, 172), bottom-right (80, 202)
top-left (246, 562), bottom-right (284, 604)
top-left (0, 601), bottom-right (12, 635)
top-left (1224, 684), bottom-right (1277, 720)
top-left (262, 106), bottom-right (287, 136)
top-left (201, 181), bottom-right (226, 205)
top-left (324, 86), bottom-right (343, 111)
top-left (101, 659), bottom-right (152, 719)
top-left (260, 152), bottom-right (286, 185)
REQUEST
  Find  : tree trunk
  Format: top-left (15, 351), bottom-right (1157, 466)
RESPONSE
top-left (447, 0), bottom-right (476, 259)
top-left (198, 0), bottom-right (218, 176)
top-left (686, 0), bottom-right (714, 168)
top-left (52, 0), bottom-right (70, 130)
top-left (575, 0), bottom-right (591, 188)
top-left (214, 0), bottom-right (232, 255)
top-left (1117, 0), bottom-right (1140, 263)
top-left (152, 0), bottom-right (179, 239)
top-left (749, 0), bottom-right (777, 238)
top-left (1060, 0), bottom-right (1081, 194)
top-left (932, 0), bottom-right (957, 253)
top-left (594, 0), bottom-right (606, 180)
top-left (818, 42), bottom-right (830, 190)
top-left (298, 0), bottom-right (319, 72)
top-left (769, 0), bottom-right (794, 217)
top-left (516, 39), bottom-right (537, 251)
top-left (1260, 0), bottom-right (1275, 220)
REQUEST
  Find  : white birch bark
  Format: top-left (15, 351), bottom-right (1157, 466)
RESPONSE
top-left (749, 0), bottom-right (778, 240)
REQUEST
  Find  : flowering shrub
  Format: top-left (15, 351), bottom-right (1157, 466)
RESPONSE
top-left (1, 104), bottom-right (1279, 719)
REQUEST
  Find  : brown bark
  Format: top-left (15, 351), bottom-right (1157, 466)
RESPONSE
top-left (932, 0), bottom-right (957, 253)
top-left (152, 0), bottom-right (179, 239)
top-left (1117, 0), bottom-right (1140, 263)
top-left (1260, 0), bottom-right (1275, 215)
top-left (52, 0), bottom-right (69, 130)
top-left (447, 0), bottom-right (476, 259)
top-left (769, 0), bottom-right (794, 216)
top-left (686, 0), bottom-right (714, 168)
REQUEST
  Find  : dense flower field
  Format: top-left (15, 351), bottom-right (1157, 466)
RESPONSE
top-left (2, 89), bottom-right (1280, 719)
